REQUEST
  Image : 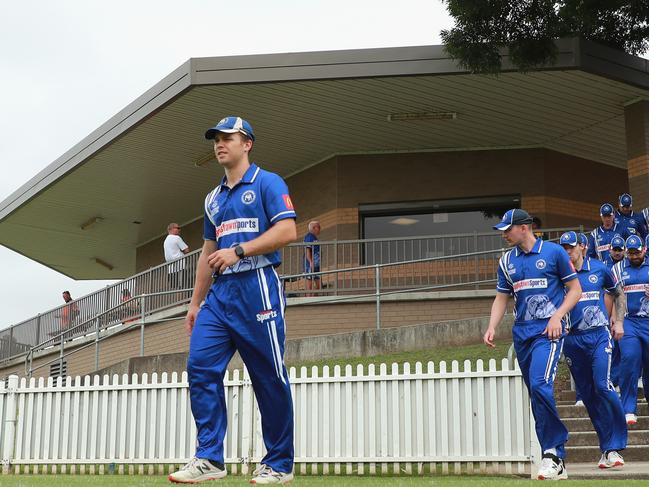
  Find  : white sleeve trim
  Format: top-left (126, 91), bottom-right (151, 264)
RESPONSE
top-left (270, 210), bottom-right (296, 223)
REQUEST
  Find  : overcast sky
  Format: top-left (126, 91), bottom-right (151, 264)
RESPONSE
top-left (0, 1), bottom-right (454, 327)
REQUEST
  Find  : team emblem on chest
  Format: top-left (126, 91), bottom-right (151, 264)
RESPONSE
top-left (242, 190), bottom-right (256, 204)
top-left (535, 259), bottom-right (546, 270)
top-left (588, 274), bottom-right (598, 284)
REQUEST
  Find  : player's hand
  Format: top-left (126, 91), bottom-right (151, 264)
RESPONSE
top-left (185, 304), bottom-right (200, 336)
top-left (483, 327), bottom-right (496, 348)
top-left (207, 248), bottom-right (239, 274)
top-left (543, 315), bottom-right (563, 340)
top-left (611, 319), bottom-right (624, 341)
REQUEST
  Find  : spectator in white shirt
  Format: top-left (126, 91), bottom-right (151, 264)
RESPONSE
top-left (164, 223), bottom-right (190, 288)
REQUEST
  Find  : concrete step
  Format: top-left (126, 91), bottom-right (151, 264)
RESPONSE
top-left (558, 402), bottom-right (648, 419)
top-left (563, 416), bottom-right (649, 432)
top-left (566, 461), bottom-right (649, 480)
top-left (567, 429), bottom-right (649, 447)
top-left (566, 445), bottom-right (649, 463)
top-left (558, 387), bottom-right (645, 402)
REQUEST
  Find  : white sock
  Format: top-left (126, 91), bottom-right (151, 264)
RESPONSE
top-left (544, 448), bottom-right (557, 456)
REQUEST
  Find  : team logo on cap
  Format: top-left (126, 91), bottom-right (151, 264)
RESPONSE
top-left (589, 275), bottom-right (598, 284)
top-left (535, 259), bottom-right (546, 270)
top-left (241, 190), bottom-right (256, 204)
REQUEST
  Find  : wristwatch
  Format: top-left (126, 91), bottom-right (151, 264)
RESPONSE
top-left (234, 245), bottom-right (245, 259)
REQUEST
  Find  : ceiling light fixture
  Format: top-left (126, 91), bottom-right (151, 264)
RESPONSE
top-left (194, 151), bottom-right (215, 167)
top-left (94, 258), bottom-right (114, 271)
top-left (387, 112), bottom-right (457, 122)
top-left (390, 217), bottom-right (419, 226)
top-left (80, 216), bottom-right (104, 230)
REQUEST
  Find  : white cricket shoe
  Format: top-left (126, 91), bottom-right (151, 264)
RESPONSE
top-left (250, 464), bottom-right (294, 484)
top-left (574, 400), bottom-right (584, 407)
top-left (537, 453), bottom-right (568, 480)
top-left (598, 450), bottom-right (625, 469)
top-left (168, 457), bottom-right (227, 484)
top-left (626, 413), bottom-right (638, 425)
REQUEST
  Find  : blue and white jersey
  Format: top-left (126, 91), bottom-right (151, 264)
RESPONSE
top-left (588, 224), bottom-right (629, 264)
top-left (497, 238), bottom-right (577, 324)
top-left (612, 257), bottom-right (649, 318)
top-left (568, 257), bottom-right (615, 332)
top-left (204, 163), bottom-right (297, 274)
top-left (614, 210), bottom-right (644, 238)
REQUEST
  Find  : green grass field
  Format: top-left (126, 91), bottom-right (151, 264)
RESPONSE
top-left (0, 475), bottom-right (646, 486)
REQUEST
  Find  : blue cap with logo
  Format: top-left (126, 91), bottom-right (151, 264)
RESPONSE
top-left (205, 116), bottom-right (255, 141)
top-left (560, 231), bottom-right (578, 247)
top-left (493, 209), bottom-right (534, 231)
top-left (600, 203), bottom-right (614, 216)
top-left (626, 234), bottom-right (643, 251)
top-left (611, 235), bottom-right (625, 250)
top-left (578, 233), bottom-right (588, 247)
top-left (619, 193), bottom-right (633, 207)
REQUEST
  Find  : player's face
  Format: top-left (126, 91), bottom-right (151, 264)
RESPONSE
top-left (601, 214), bottom-right (614, 228)
top-left (502, 225), bottom-right (524, 246)
top-left (610, 247), bottom-right (624, 262)
top-left (561, 244), bottom-right (581, 265)
top-left (213, 133), bottom-right (252, 168)
top-left (619, 204), bottom-right (632, 216)
top-left (628, 248), bottom-right (646, 266)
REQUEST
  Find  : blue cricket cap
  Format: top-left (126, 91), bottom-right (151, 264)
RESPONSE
top-left (619, 193), bottom-right (632, 207)
top-left (600, 203), bottom-right (614, 216)
top-left (611, 235), bottom-right (625, 250)
top-left (560, 231), bottom-right (578, 247)
top-left (493, 209), bottom-right (533, 231)
top-left (578, 233), bottom-right (588, 247)
top-left (626, 235), bottom-right (643, 251)
top-left (205, 116), bottom-right (255, 141)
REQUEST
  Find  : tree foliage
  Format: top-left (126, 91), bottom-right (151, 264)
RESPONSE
top-left (441, 1), bottom-right (649, 74)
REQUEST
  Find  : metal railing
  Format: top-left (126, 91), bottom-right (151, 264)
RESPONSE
top-left (24, 289), bottom-right (193, 378)
top-left (2, 228), bottom-right (580, 365)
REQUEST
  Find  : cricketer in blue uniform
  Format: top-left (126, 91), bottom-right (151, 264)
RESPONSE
top-left (615, 193), bottom-right (645, 239)
top-left (608, 235), bottom-right (627, 388)
top-left (485, 209), bottom-right (581, 480)
top-left (588, 203), bottom-right (629, 265)
top-left (611, 235), bottom-right (649, 426)
top-left (170, 117), bottom-right (296, 485)
top-left (560, 232), bottom-right (627, 467)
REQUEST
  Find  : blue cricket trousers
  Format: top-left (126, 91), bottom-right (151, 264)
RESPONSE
top-left (513, 322), bottom-right (568, 458)
top-left (187, 266), bottom-right (294, 473)
top-left (619, 317), bottom-right (649, 415)
top-left (563, 327), bottom-right (627, 452)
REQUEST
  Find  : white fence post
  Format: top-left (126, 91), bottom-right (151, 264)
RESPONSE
top-left (529, 401), bottom-right (541, 479)
top-left (2, 375), bottom-right (19, 473)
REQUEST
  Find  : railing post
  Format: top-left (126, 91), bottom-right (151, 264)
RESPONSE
top-left (333, 241), bottom-right (339, 296)
top-left (59, 325), bottom-right (65, 376)
top-left (8, 326), bottom-right (14, 359)
top-left (35, 314), bottom-right (41, 347)
top-left (2, 375), bottom-right (19, 473)
top-left (474, 231), bottom-right (479, 290)
top-left (140, 295), bottom-right (146, 357)
top-left (375, 265), bottom-right (381, 330)
top-left (94, 317), bottom-right (100, 371)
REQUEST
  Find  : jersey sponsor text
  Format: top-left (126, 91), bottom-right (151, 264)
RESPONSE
top-left (579, 291), bottom-right (600, 301)
top-left (215, 218), bottom-right (259, 240)
top-left (513, 278), bottom-right (548, 292)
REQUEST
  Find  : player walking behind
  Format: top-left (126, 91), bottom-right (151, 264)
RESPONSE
top-left (611, 235), bottom-right (649, 426)
top-left (484, 209), bottom-right (581, 480)
top-left (559, 231), bottom-right (627, 469)
top-left (169, 116), bottom-right (296, 484)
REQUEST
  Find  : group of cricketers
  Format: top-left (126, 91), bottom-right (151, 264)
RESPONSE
top-left (486, 197), bottom-right (649, 480)
top-left (164, 114), bottom-right (648, 484)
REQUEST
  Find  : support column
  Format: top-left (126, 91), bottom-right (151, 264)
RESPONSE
top-left (625, 100), bottom-right (649, 208)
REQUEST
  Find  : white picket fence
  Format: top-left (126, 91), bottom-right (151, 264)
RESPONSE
top-left (0, 359), bottom-right (536, 476)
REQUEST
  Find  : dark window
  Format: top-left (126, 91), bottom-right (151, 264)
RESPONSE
top-left (360, 195), bottom-right (519, 264)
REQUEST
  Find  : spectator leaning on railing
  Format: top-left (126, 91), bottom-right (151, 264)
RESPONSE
top-left (164, 222), bottom-right (190, 289)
